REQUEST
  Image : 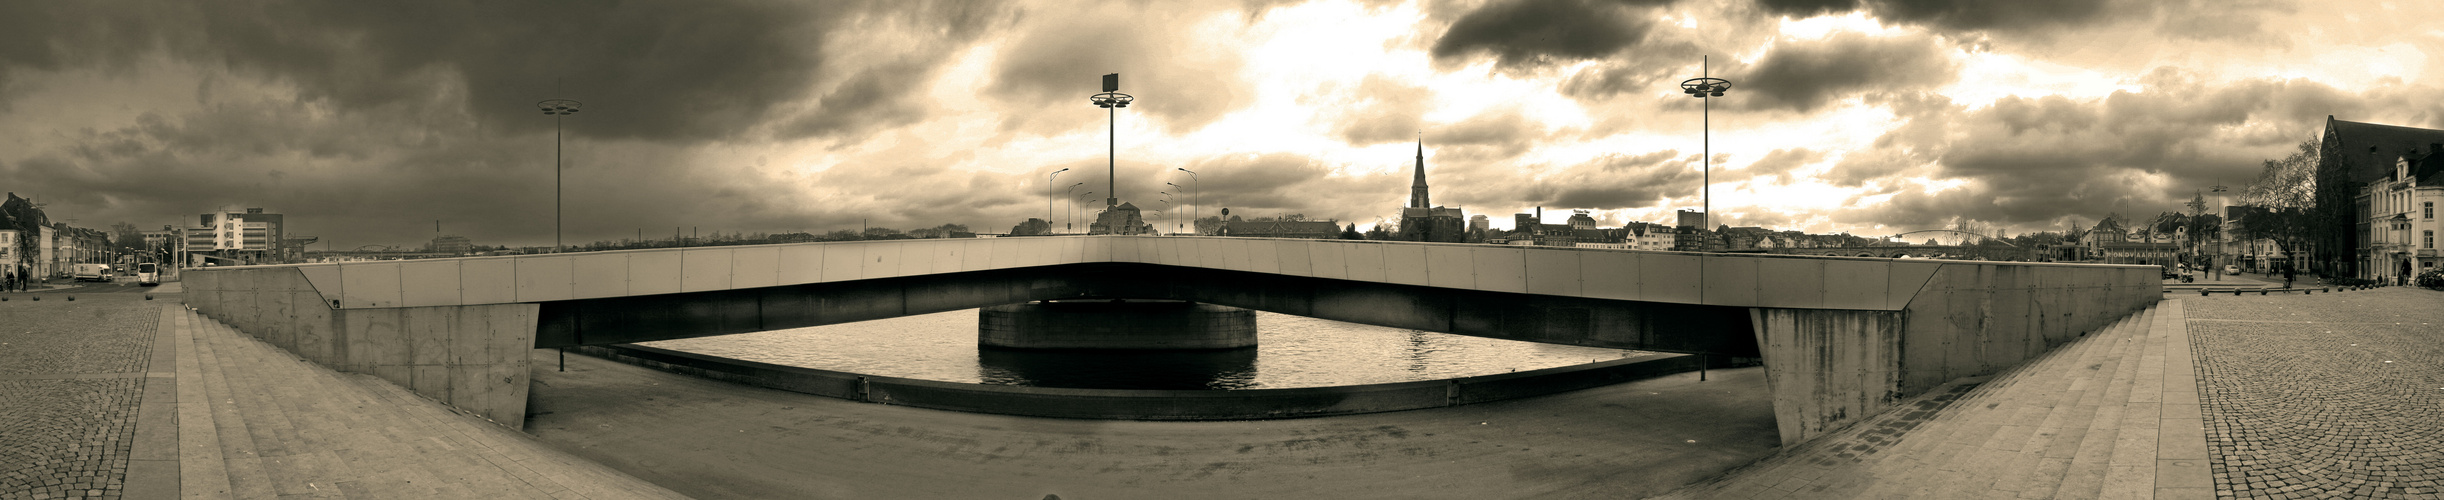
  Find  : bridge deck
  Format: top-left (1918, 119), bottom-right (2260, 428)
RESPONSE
top-left (198, 236), bottom-right (2148, 312)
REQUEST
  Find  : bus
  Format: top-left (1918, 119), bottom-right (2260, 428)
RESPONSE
top-left (136, 263), bottom-right (159, 286)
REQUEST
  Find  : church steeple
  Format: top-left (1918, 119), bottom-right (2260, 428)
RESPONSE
top-left (1409, 137), bottom-right (1429, 209)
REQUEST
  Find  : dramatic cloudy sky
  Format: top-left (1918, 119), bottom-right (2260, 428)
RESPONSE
top-left (4, 0), bottom-right (2441, 248)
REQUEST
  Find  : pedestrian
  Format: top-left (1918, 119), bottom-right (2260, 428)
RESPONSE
top-left (3, 270), bottom-right (13, 293)
top-left (2282, 263), bottom-right (2295, 289)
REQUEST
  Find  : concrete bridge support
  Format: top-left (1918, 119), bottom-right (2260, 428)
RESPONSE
top-left (978, 301), bottom-right (1257, 350)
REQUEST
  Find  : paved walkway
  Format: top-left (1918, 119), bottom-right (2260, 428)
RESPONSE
top-left (3, 294), bottom-right (685, 499)
top-left (2185, 287), bottom-right (2444, 499)
top-left (1663, 300), bottom-right (2212, 499)
top-left (0, 294), bottom-right (161, 500)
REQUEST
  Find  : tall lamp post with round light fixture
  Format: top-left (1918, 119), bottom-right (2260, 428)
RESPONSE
top-left (538, 99), bottom-right (583, 253)
top-left (1680, 57), bottom-right (1730, 234)
top-left (1091, 74), bottom-right (1134, 214)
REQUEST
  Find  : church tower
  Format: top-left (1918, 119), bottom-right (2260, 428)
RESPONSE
top-left (1409, 139), bottom-right (1430, 208)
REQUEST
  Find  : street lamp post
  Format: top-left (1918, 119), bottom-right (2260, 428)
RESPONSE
top-left (1171, 168), bottom-right (1199, 234)
top-left (1156, 197), bottom-right (1172, 235)
top-left (537, 98), bottom-right (583, 253)
top-left (1091, 74), bottom-right (1135, 212)
top-left (1076, 192), bottom-right (1096, 233)
top-left (1680, 56), bottom-right (1731, 232)
top-left (1063, 183), bottom-right (1084, 233)
top-left (1046, 168), bottom-right (1069, 234)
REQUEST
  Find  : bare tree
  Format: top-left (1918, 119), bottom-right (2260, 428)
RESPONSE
top-left (2239, 140), bottom-right (2317, 273)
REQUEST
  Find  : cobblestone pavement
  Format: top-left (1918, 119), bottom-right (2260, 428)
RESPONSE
top-left (0, 296), bottom-right (161, 500)
top-left (2185, 287), bottom-right (2444, 499)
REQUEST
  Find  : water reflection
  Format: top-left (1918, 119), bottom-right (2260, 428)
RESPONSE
top-left (977, 347), bottom-right (1259, 390)
top-left (640, 308), bottom-right (1644, 389)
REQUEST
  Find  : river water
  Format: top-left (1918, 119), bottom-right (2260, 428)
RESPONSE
top-left (640, 308), bottom-right (1647, 390)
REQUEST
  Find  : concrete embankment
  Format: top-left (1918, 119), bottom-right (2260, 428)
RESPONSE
top-left (523, 348), bottom-right (1783, 499)
top-left (569, 343), bottom-right (1731, 420)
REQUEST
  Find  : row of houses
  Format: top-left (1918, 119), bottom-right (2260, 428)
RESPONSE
top-left (1, 193), bottom-right (116, 279)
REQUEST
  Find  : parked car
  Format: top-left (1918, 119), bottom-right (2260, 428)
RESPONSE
top-left (2224, 265), bottom-right (2239, 275)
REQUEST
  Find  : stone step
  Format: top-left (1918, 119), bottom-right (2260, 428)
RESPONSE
top-left (188, 316), bottom-right (279, 499)
top-left (196, 310), bottom-right (459, 497)
top-left (1865, 305), bottom-right (2155, 498)
top-left (2055, 304), bottom-right (2165, 500)
top-left (206, 324), bottom-right (320, 498)
top-left (173, 308), bottom-right (686, 499)
top-left (1709, 305), bottom-right (2161, 499)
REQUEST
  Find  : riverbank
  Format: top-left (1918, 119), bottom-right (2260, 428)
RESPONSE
top-left (524, 347), bottom-right (1782, 499)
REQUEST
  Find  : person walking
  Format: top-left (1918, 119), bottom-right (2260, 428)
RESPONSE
top-left (3, 269), bottom-right (13, 293)
top-left (2282, 263), bottom-right (2296, 289)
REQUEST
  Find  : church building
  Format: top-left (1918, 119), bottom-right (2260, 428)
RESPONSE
top-left (1398, 140), bottom-right (1466, 243)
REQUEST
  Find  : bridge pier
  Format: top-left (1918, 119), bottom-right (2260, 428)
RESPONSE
top-left (979, 300), bottom-right (1257, 350)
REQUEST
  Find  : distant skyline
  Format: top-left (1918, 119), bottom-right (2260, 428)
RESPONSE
top-left (2, 0), bottom-right (2439, 248)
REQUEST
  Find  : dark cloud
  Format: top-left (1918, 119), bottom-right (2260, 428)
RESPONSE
top-left (1752, 0), bottom-right (1865, 18)
top-left (1553, 40), bottom-right (1702, 100)
top-left (1172, 153), bottom-right (1403, 223)
top-left (1321, 74), bottom-right (1437, 146)
top-left (1428, 0), bottom-right (1662, 72)
top-left (1425, 108), bottom-right (1546, 160)
top-left (985, 4), bottom-right (1254, 136)
top-left (0, 0), bottom-right (1012, 143)
top-left (1753, 0), bottom-right (2114, 35)
top-left (1723, 148), bottom-right (1823, 184)
top-left (1823, 68), bottom-right (2444, 233)
top-left (1431, 149), bottom-right (1691, 212)
top-left (1536, 151), bottom-right (1695, 209)
top-left (2152, 0), bottom-right (2295, 45)
top-left (1734, 32), bottom-right (1958, 112)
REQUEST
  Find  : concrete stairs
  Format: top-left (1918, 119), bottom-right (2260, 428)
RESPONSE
top-left (169, 306), bottom-right (687, 499)
top-left (1663, 300), bottom-right (2210, 499)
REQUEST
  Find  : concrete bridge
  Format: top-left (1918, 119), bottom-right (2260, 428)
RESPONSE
top-left (181, 236), bottom-right (2158, 446)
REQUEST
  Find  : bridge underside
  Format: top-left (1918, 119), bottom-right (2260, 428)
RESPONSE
top-left (185, 247), bottom-right (2156, 446)
top-left (534, 263), bottom-right (1762, 358)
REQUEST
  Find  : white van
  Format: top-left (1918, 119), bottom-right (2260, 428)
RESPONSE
top-left (137, 263), bottom-right (160, 286)
top-left (72, 263), bottom-right (114, 282)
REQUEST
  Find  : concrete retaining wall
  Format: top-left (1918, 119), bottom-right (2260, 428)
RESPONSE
top-left (1746, 262), bottom-right (2159, 445)
top-left (572, 344), bottom-right (1707, 420)
top-left (180, 267), bottom-right (537, 429)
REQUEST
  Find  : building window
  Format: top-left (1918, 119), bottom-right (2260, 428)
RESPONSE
top-left (2427, 202), bottom-right (2434, 219)
top-left (2429, 230), bottom-right (2436, 249)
